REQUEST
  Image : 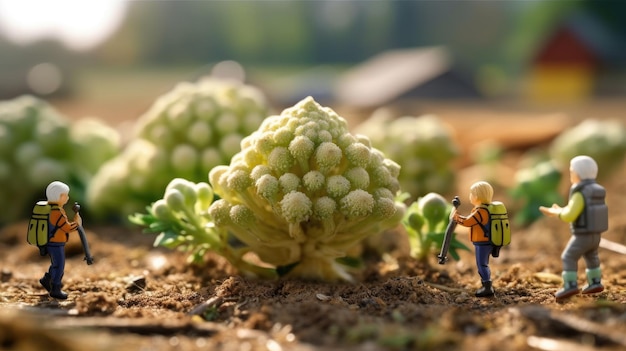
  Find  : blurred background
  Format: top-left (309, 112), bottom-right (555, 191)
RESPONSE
top-left (2, 0), bottom-right (626, 119)
top-left (1, 0), bottom-right (625, 224)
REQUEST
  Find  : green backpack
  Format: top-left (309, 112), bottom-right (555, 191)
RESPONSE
top-left (26, 201), bottom-right (59, 247)
top-left (481, 201), bottom-right (511, 246)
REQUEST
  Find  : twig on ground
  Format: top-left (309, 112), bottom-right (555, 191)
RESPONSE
top-left (424, 282), bottom-right (466, 293)
top-left (599, 238), bottom-right (626, 255)
top-left (527, 336), bottom-right (598, 351)
top-left (50, 317), bottom-right (222, 336)
top-left (187, 296), bottom-right (239, 316)
top-left (514, 305), bottom-right (626, 347)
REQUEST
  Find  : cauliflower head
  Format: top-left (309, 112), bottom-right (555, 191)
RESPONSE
top-left (355, 110), bottom-right (459, 199)
top-left (87, 78), bottom-right (270, 218)
top-left (0, 95), bottom-right (120, 223)
top-left (208, 96), bottom-right (406, 281)
top-left (549, 119), bottom-right (626, 179)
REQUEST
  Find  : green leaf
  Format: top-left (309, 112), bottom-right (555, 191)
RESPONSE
top-left (148, 221), bottom-right (175, 233)
top-left (154, 230), bottom-right (183, 249)
top-left (426, 232), bottom-right (444, 245)
top-left (449, 238), bottom-right (471, 251)
top-left (128, 212), bottom-right (155, 226)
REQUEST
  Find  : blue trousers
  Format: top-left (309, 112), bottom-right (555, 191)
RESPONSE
top-left (474, 243), bottom-right (493, 282)
top-left (47, 244), bottom-right (66, 285)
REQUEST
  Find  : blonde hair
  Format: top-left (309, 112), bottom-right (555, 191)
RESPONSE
top-left (470, 181), bottom-right (493, 204)
top-left (570, 155), bottom-right (598, 180)
top-left (46, 181), bottom-right (70, 202)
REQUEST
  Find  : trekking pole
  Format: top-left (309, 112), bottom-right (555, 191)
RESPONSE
top-left (437, 196), bottom-right (461, 265)
top-left (72, 202), bottom-right (94, 265)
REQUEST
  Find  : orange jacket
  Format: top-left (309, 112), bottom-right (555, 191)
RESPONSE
top-left (48, 202), bottom-right (78, 243)
top-left (454, 206), bottom-right (490, 243)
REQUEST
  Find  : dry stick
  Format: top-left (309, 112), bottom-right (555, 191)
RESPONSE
top-left (599, 238), bottom-right (626, 255)
top-left (515, 305), bottom-right (626, 347)
top-left (527, 336), bottom-right (598, 351)
top-left (50, 317), bottom-right (221, 336)
top-left (187, 296), bottom-right (240, 316)
top-left (424, 282), bottom-right (466, 293)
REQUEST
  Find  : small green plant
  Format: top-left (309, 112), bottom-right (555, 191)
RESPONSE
top-left (510, 160), bottom-right (562, 227)
top-left (129, 178), bottom-right (277, 279)
top-left (402, 192), bottom-right (470, 263)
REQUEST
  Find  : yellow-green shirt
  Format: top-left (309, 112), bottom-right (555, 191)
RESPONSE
top-left (558, 192), bottom-right (584, 223)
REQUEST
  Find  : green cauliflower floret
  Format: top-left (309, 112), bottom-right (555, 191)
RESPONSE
top-left (208, 96), bottom-right (406, 281)
top-left (88, 78), bottom-right (271, 218)
top-left (549, 119), bottom-right (626, 180)
top-left (0, 95), bottom-right (120, 223)
top-left (354, 110), bottom-right (459, 200)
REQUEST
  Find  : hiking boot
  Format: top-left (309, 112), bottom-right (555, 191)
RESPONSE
top-left (582, 268), bottom-right (604, 294)
top-left (475, 281), bottom-right (495, 297)
top-left (555, 286), bottom-right (580, 300)
top-left (39, 273), bottom-right (51, 292)
top-left (582, 283), bottom-right (604, 294)
top-left (581, 283), bottom-right (604, 294)
top-left (50, 284), bottom-right (68, 300)
top-left (555, 271), bottom-right (579, 301)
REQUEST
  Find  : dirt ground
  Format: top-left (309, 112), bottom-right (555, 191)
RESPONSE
top-left (2, 170), bottom-right (626, 351)
top-left (2, 103), bottom-right (626, 351)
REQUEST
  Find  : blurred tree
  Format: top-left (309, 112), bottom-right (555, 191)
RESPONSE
top-left (92, 0), bottom-right (526, 73)
top-left (581, 0), bottom-right (626, 36)
top-left (0, 39), bottom-right (80, 98)
top-left (96, 1), bottom-right (399, 65)
top-left (503, 0), bottom-right (584, 75)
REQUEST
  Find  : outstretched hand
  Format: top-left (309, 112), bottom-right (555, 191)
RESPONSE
top-left (539, 204), bottom-right (561, 217)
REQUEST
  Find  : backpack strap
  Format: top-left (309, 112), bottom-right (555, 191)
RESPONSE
top-left (478, 204), bottom-right (491, 238)
top-left (48, 205), bottom-right (63, 238)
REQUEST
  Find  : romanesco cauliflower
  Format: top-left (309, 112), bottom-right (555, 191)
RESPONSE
top-left (88, 78), bottom-right (271, 218)
top-left (0, 95), bottom-right (120, 223)
top-left (207, 96), bottom-right (406, 281)
top-left (354, 110), bottom-right (459, 199)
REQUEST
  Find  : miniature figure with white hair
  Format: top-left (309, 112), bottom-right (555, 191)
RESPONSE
top-left (540, 155), bottom-right (608, 300)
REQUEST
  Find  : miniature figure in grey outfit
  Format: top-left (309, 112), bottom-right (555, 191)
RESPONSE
top-left (539, 155), bottom-right (608, 300)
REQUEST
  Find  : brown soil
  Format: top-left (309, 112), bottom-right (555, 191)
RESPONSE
top-left (2, 164), bottom-right (626, 351)
top-left (2, 103), bottom-right (626, 351)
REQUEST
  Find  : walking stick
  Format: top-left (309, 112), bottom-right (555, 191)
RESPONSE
top-left (72, 202), bottom-right (94, 265)
top-left (438, 196), bottom-right (461, 265)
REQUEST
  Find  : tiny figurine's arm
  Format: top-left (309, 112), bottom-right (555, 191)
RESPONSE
top-left (556, 192), bottom-right (584, 222)
top-left (539, 192), bottom-right (584, 222)
top-left (539, 204), bottom-right (561, 217)
top-left (454, 208), bottom-right (484, 228)
top-left (49, 209), bottom-right (79, 233)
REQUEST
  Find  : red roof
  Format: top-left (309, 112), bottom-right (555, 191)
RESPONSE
top-left (534, 27), bottom-right (598, 66)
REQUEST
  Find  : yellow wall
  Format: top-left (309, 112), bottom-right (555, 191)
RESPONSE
top-left (526, 64), bottom-right (594, 103)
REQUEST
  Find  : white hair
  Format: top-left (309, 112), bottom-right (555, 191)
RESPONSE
top-left (570, 155), bottom-right (598, 180)
top-left (46, 181), bottom-right (70, 202)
